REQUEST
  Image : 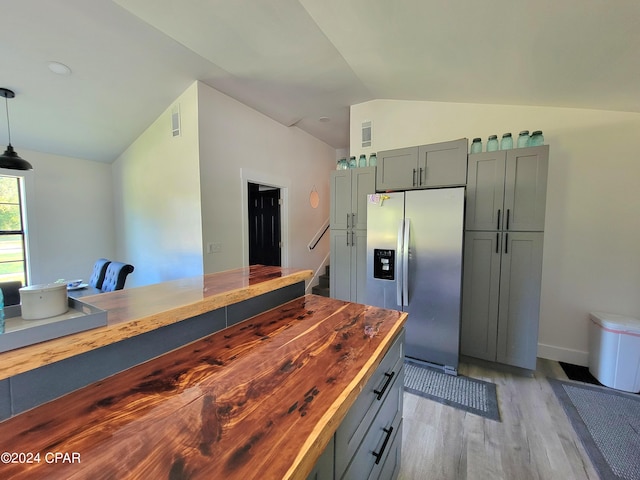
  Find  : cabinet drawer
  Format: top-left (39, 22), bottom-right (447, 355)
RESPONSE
top-left (340, 370), bottom-right (403, 480)
top-left (335, 332), bottom-right (404, 477)
top-left (374, 419), bottom-right (402, 480)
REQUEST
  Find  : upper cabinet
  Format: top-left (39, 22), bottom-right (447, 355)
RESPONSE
top-left (330, 167), bottom-right (375, 230)
top-left (466, 145), bottom-right (549, 231)
top-left (376, 138), bottom-right (468, 191)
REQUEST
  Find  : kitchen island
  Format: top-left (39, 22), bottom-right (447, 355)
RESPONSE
top-left (0, 266), bottom-right (312, 419)
top-left (0, 289), bottom-right (406, 478)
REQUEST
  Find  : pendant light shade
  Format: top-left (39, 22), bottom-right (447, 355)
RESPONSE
top-left (0, 88), bottom-right (32, 171)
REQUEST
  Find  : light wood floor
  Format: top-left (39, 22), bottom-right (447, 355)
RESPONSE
top-left (398, 358), bottom-right (601, 480)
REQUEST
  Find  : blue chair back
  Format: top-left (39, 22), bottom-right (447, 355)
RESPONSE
top-left (89, 258), bottom-right (111, 289)
top-left (101, 262), bottom-right (134, 292)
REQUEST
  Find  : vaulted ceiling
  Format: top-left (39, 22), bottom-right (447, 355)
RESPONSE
top-left (2, 0), bottom-right (639, 163)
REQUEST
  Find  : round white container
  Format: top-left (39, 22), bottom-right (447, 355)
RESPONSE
top-left (19, 283), bottom-right (69, 320)
top-left (589, 311), bottom-right (640, 393)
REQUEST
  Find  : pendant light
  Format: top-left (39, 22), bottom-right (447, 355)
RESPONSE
top-left (0, 88), bottom-right (32, 171)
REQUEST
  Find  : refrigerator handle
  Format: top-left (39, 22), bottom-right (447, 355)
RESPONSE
top-left (396, 219), bottom-right (404, 306)
top-left (402, 218), bottom-right (410, 307)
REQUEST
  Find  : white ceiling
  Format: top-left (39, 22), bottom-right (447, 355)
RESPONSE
top-left (1, 0), bottom-right (639, 163)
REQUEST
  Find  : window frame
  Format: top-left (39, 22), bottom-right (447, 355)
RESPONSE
top-left (0, 168), bottom-right (36, 286)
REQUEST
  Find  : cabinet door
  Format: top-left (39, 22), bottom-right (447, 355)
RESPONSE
top-left (496, 232), bottom-right (544, 370)
top-left (330, 229), bottom-right (352, 301)
top-left (417, 138), bottom-right (468, 187)
top-left (465, 151), bottom-right (506, 231)
top-left (352, 229), bottom-right (369, 303)
top-left (351, 167), bottom-right (376, 230)
top-left (376, 146), bottom-right (419, 191)
top-left (504, 146), bottom-right (549, 231)
top-left (306, 436), bottom-right (334, 480)
top-left (460, 231), bottom-right (501, 362)
top-left (330, 170), bottom-right (352, 230)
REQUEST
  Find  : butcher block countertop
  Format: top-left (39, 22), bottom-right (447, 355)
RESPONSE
top-left (0, 294), bottom-right (407, 480)
top-left (0, 265), bottom-right (312, 381)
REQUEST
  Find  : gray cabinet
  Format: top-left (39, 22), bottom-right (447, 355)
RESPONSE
top-left (461, 145), bottom-right (549, 371)
top-left (461, 231), bottom-right (544, 369)
top-left (330, 229), bottom-right (368, 303)
top-left (330, 167), bottom-right (374, 230)
top-left (466, 146), bottom-right (549, 232)
top-left (310, 330), bottom-right (404, 480)
top-left (330, 168), bottom-right (375, 302)
top-left (376, 138), bottom-right (468, 191)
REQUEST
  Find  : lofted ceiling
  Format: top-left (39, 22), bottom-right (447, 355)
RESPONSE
top-left (1, 0), bottom-right (639, 163)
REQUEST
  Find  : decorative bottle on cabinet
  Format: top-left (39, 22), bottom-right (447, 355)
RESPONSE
top-left (486, 135), bottom-right (499, 152)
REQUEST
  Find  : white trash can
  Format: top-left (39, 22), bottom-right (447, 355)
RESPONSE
top-left (588, 311), bottom-right (640, 393)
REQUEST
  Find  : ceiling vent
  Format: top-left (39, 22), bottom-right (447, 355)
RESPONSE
top-left (361, 120), bottom-right (372, 148)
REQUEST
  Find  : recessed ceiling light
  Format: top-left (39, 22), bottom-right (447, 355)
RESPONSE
top-left (319, 116), bottom-right (330, 122)
top-left (48, 61), bottom-right (72, 76)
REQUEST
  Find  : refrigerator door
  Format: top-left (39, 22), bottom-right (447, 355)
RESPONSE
top-left (404, 188), bottom-right (465, 371)
top-left (366, 192), bottom-right (405, 310)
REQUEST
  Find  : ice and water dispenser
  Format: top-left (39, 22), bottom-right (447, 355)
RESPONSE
top-left (373, 249), bottom-right (395, 280)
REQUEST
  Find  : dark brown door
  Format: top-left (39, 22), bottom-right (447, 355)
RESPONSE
top-left (248, 183), bottom-right (281, 266)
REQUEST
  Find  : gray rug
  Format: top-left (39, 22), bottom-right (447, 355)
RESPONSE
top-left (549, 378), bottom-right (640, 480)
top-left (403, 359), bottom-right (500, 421)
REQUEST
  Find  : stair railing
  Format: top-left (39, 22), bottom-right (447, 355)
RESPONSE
top-left (308, 218), bottom-right (329, 251)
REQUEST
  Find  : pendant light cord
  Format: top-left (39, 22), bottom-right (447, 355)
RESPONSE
top-left (4, 95), bottom-right (11, 145)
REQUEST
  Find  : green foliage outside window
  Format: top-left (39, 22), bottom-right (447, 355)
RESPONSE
top-left (0, 176), bottom-right (26, 283)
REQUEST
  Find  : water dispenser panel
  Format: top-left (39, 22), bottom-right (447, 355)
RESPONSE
top-left (373, 249), bottom-right (395, 280)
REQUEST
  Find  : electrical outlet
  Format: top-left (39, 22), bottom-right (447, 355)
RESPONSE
top-left (207, 242), bottom-right (222, 254)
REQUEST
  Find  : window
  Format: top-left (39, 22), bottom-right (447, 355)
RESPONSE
top-left (0, 175), bottom-right (28, 285)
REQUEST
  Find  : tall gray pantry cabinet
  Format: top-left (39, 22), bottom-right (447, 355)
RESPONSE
top-left (461, 145), bottom-right (549, 370)
top-left (330, 167), bottom-right (376, 302)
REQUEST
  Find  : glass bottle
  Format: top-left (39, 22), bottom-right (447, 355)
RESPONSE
top-left (500, 133), bottom-right (513, 150)
top-left (470, 138), bottom-right (482, 154)
top-left (517, 130), bottom-right (530, 148)
top-left (529, 130), bottom-right (544, 146)
top-left (369, 153), bottom-right (377, 167)
top-left (358, 154), bottom-right (367, 167)
top-left (348, 156), bottom-right (357, 168)
top-left (486, 135), bottom-right (499, 152)
top-left (337, 158), bottom-right (346, 170)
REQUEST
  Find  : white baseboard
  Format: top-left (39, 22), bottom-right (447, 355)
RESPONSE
top-left (538, 343), bottom-right (589, 366)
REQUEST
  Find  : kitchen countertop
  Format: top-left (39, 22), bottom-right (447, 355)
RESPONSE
top-left (0, 294), bottom-right (407, 479)
top-left (0, 265), bottom-right (312, 381)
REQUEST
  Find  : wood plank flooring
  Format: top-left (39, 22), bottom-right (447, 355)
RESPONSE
top-left (399, 359), bottom-right (601, 480)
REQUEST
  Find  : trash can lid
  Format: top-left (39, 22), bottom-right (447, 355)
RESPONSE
top-left (590, 312), bottom-right (640, 335)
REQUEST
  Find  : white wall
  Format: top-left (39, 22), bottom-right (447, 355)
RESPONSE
top-left (197, 82), bottom-right (335, 279)
top-left (3, 149), bottom-right (115, 285)
top-left (351, 99), bottom-right (640, 365)
top-left (112, 83), bottom-right (203, 287)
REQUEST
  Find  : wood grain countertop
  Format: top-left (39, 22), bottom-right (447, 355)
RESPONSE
top-left (0, 294), bottom-right (407, 480)
top-left (0, 265), bottom-right (312, 381)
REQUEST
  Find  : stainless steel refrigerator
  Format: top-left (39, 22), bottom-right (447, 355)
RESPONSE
top-left (366, 187), bottom-right (465, 374)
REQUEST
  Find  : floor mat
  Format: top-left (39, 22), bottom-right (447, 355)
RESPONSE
top-left (403, 358), bottom-right (500, 421)
top-left (549, 378), bottom-right (640, 480)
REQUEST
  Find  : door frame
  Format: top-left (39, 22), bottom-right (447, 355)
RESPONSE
top-left (240, 168), bottom-right (289, 268)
